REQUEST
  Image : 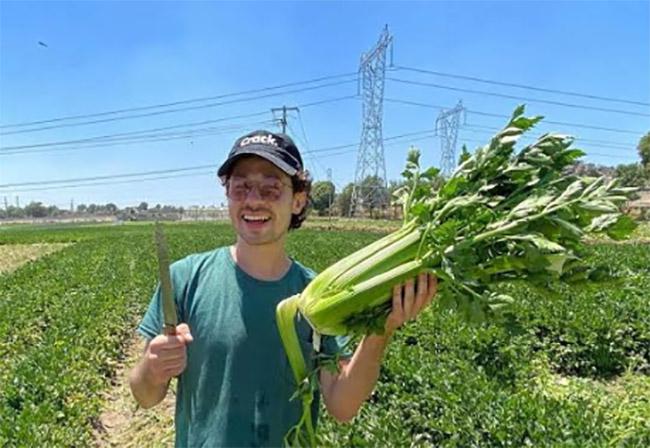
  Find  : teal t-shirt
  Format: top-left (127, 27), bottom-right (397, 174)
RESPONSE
top-left (138, 247), bottom-right (350, 448)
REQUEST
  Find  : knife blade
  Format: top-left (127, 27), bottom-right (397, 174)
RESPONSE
top-left (154, 222), bottom-right (177, 335)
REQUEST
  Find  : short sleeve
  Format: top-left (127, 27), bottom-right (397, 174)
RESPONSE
top-left (137, 283), bottom-right (164, 340)
top-left (320, 334), bottom-right (353, 360)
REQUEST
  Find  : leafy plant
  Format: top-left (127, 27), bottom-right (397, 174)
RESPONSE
top-left (276, 106), bottom-right (637, 446)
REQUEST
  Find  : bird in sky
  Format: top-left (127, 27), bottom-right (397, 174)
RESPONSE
top-left (38, 41), bottom-right (48, 48)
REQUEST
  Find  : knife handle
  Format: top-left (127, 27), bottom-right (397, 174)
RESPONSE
top-left (163, 324), bottom-right (177, 336)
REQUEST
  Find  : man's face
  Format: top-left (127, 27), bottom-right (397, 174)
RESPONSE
top-left (226, 156), bottom-right (306, 246)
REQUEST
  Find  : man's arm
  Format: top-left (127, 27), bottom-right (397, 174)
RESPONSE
top-left (128, 323), bottom-right (193, 409)
top-left (319, 273), bottom-right (437, 423)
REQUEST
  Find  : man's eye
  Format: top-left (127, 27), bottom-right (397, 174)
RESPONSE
top-left (261, 186), bottom-right (281, 196)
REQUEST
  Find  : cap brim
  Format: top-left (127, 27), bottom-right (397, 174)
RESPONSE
top-left (217, 145), bottom-right (299, 178)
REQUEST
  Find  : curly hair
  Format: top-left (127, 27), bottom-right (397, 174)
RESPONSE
top-left (289, 170), bottom-right (312, 230)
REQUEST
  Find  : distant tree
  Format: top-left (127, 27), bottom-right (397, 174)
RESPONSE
top-left (311, 181), bottom-right (335, 214)
top-left (358, 175), bottom-right (389, 218)
top-left (77, 204), bottom-right (87, 213)
top-left (87, 204), bottom-right (98, 214)
top-left (162, 205), bottom-right (176, 213)
top-left (388, 179), bottom-right (407, 200)
top-left (615, 163), bottom-right (647, 188)
top-left (458, 144), bottom-right (472, 165)
top-left (24, 201), bottom-right (48, 218)
top-left (46, 205), bottom-right (61, 217)
top-left (5, 206), bottom-right (24, 218)
top-left (638, 132), bottom-right (650, 167)
top-left (105, 203), bottom-right (118, 214)
top-left (137, 202), bottom-right (148, 212)
top-left (336, 183), bottom-right (354, 217)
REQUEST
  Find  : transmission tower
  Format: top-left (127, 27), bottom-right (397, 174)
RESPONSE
top-left (350, 26), bottom-right (393, 217)
top-left (436, 100), bottom-right (466, 177)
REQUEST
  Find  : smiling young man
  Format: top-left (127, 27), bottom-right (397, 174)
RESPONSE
top-left (129, 130), bottom-right (437, 447)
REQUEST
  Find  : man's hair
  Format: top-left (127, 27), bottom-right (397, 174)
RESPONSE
top-left (289, 170), bottom-right (312, 230)
top-left (220, 168), bottom-right (312, 231)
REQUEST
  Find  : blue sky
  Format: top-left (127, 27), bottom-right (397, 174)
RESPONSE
top-left (1, 0), bottom-right (648, 209)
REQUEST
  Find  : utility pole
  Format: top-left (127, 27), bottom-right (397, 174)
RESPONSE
top-left (350, 25), bottom-right (392, 217)
top-left (70, 199), bottom-right (74, 213)
top-left (436, 100), bottom-right (466, 177)
top-left (15, 196), bottom-right (19, 208)
top-left (3, 196), bottom-right (8, 210)
top-left (327, 168), bottom-right (333, 221)
top-left (271, 106), bottom-right (299, 134)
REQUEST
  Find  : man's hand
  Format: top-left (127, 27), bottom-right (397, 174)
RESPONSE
top-left (385, 272), bottom-right (437, 336)
top-left (143, 323), bottom-right (193, 385)
top-left (320, 273), bottom-right (438, 422)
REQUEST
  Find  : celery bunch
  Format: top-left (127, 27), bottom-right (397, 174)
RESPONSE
top-left (276, 105), bottom-right (636, 446)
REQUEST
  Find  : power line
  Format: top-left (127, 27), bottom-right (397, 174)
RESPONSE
top-left (462, 123), bottom-right (636, 149)
top-left (0, 121), bottom-right (276, 156)
top-left (22, 101), bottom-right (351, 161)
top-left (0, 165), bottom-right (216, 189)
top-left (393, 65), bottom-right (650, 107)
top-left (460, 124), bottom-right (637, 152)
top-left (0, 111), bottom-right (270, 150)
top-left (384, 98), bottom-right (645, 136)
top-left (303, 129), bottom-right (436, 155)
top-left (0, 71), bottom-right (358, 130)
top-left (0, 130), bottom-right (439, 193)
top-left (312, 134), bottom-right (438, 159)
top-left (387, 77), bottom-right (650, 118)
top-left (2, 172), bottom-right (217, 194)
top-left (309, 129), bottom-right (635, 162)
top-left (4, 125), bottom-right (635, 194)
top-left (286, 120), bottom-right (322, 179)
top-left (0, 79), bottom-right (358, 136)
top-left (459, 136), bottom-right (635, 161)
top-left (292, 110), bottom-right (330, 180)
top-left (0, 95), bottom-right (358, 152)
top-left (4, 136), bottom-right (442, 194)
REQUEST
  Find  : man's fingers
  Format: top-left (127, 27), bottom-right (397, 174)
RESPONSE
top-left (159, 331), bottom-right (191, 348)
top-left (176, 323), bottom-right (192, 336)
top-left (414, 273), bottom-right (428, 312)
top-left (176, 323), bottom-right (194, 344)
top-left (426, 274), bottom-right (438, 305)
top-left (157, 350), bottom-right (186, 362)
top-left (164, 361), bottom-right (186, 372)
top-left (155, 336), bottom-right (185, 350)
top-left (403, 279), bottom-right (415, 319)
top-left (392, 284), bottom-right (403, 318)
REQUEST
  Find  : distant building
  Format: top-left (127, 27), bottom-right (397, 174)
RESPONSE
top-left (181, 206), bottom-right (229, 221)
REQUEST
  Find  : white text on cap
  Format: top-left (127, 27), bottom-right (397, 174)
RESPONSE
top-left (239, 134), bottom-right (278, 148)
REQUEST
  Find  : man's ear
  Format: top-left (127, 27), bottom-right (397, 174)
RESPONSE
top-left (292, 191), bottom-right (308, 214)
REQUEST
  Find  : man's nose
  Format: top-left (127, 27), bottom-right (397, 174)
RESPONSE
top-left (244, 186), bottom-right (264, 201)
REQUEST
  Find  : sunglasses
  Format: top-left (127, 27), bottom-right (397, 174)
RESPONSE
top-left (227, 178), bottom-right (292, 202)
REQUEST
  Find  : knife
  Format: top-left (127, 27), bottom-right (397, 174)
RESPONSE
top-left (154, 222), bottom-right (177, 336)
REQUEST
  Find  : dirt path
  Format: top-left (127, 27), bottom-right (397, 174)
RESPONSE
top-left (94, 337), bottom-right (175, 447)
top-left (0, 243), bottom-right (70, 274)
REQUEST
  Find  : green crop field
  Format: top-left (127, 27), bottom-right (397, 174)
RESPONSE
top-left (0, 221), bottom-right (648, 447)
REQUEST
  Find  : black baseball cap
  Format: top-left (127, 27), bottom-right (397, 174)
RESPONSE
top-left (217, 130), bottom-right (304, 179)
